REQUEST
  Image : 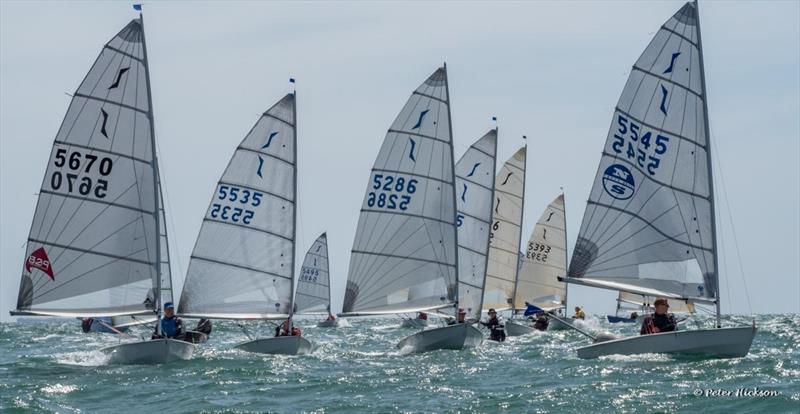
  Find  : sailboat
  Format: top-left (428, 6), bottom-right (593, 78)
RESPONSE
top-left (341, 66), bottom-right (482, 352)
top-left (559, 1), bottom-right (756, 359)
top-left (608, 291), bottom-right (695, 323)
top-left (178, 93), bottom-right (311, 356)
top-left (10, 15), bottom-right (195, 364)
top-left (505, 194), bottom-right (570, 336)
top-left (293, 233), bottom-right (338, 328)
top-left (483, 147), bottom-right (527, 325)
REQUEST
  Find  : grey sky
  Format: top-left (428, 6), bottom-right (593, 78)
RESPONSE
top-left (1, 1), bottom-right (798, 322)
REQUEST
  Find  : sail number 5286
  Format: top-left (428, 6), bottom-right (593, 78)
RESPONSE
top-left (367, 174), bottom-right (417, 211)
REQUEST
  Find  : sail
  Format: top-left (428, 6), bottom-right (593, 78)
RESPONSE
top-left (616, 291), bottom-right (695, 314)
top-left (453, 130), bottom-right (497, 320)
top-left (567, 3), bottom-right (716, 301)
top-left (483, 147), bottom-right (526, 311)
top-left (515, 194), bottom-right (567, 311)
top-left (157, 176), bottom-right (174, 306)
top-left (178, 94), bottom-right (297, 319)
top-left (14, 19), bottom-right (161, 318)
top-left (294, 233), bottom-right (331, 314)
top-left (343, 67), bottom-right (458, 315)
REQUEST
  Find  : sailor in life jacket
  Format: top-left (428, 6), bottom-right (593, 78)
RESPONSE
top-left (572, 306), bottom-right (586, 320)
top-left (481, 308), bottom-right (506, 342)
top-left (640, 298), bottom-right (677, 335)
top-left (274, 319), bottom-right (302, 337)
top-left (153, 302), bottom-right (184, 339)
top-left (448, 308), bottom-right (468, 325)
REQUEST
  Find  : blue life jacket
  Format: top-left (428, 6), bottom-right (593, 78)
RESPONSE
top-left (160, 316), bottom-right (180, 338)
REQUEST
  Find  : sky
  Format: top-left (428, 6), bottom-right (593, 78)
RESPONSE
top-left (1, 1), bottom-right (798, 322)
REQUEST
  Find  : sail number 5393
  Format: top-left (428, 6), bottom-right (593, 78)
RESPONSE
top-left (367, 174), bottom-right (417, 211)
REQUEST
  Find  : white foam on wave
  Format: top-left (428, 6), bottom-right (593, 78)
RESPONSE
top-left (53, 350), bottom-right (110, 367)
top-left (40, 383), bottom-right (78, 395)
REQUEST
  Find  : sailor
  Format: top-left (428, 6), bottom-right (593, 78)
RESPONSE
top-left (153, 302), bottom-right (184, 339)
top-left (275, 319), bottom-right (290, 337)
top-left (630, 311), bottom-right (639, 320)
top-left (572, 306), bottom-right (586, 320)
top-left (448, 308), bottom-right (467, 325)
top-left (640, 298), bottom-right (677, 335)
top-left (416, 312), bottom-right (428, 321)
top-left (481, 308), bottom-right (506, 342)
top-left (533, 312), bottom-right (549, 331)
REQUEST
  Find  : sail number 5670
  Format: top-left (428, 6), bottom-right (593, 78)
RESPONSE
top-left (50, 149), bottom-right (113, 198)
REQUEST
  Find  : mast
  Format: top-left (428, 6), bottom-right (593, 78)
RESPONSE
top-left (139, 12), bottom-right (163, 334)
top-left (693, 0), bottom-right (722, 328)
top-left (476, 126), bottom-right (499, 319)
top-left (289, 89), bottom-right (298, 326)
top-left (561, 190), bottom-right (569, 313)
top-left (509, 139), bottom-right (527, 314)
top-left (443, 63), bottom-right (460, 313)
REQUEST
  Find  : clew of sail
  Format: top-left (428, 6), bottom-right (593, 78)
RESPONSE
top-left (343, 67), bottom-right (458, 315)
top-left (294, 232), bottom-right (331, 314)
top-left (178, 94), bottom-right (297, 320)
top-left (14, 19), bottom-right (161, 318)
top-left (483, 147), bottom-right (526, 311)
top-left (515, 194), bottom-right (567, 311)
top-left (566, 2), bottom-right (717, 302)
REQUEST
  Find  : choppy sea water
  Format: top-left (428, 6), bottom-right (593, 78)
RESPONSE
top-left (0, 314), bottom-right (797, 413)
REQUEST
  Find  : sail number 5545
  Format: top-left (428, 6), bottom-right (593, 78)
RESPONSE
top-left (611, 114), bottom-right (669, 176)
top-left (367, 174), bottom-right (417, 211)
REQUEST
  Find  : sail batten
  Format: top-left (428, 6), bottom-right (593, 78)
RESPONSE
top-left (344, 67), bottom-right (459, 315)
top-left (178, 94), bottom-right (297, 318)
top-left (15, 18), bottom-right (162, 317)
top-left (568, 2), bottom-right (717, 301)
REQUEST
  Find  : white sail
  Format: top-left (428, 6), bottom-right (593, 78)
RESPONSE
top-left (14, 19), bottom-right (161, 318)
top-left (178, 94), bottom-right (297, 319)
top-left (343, 67), bottom-right (458, 315)
top-left (483, 147), bottom-right (526, 311)
top-left (157, 176), bottom-right (174, 306)
top-left (567, 2), bottom-right (717, 303)
top-left (294, 232), bottom-right (330, 314)
top-left (453, 130), bottom-right (498, 320)
top-left (515, 194), bottom-right (567, 311)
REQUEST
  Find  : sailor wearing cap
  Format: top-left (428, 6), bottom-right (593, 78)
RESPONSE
top-left (640, 298), bottom-right (677, 335)
top-left (153, 302), bottom-right (185, 339)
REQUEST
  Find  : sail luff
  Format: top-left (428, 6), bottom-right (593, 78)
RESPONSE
top-left (692, 1), bottom-right (721, 326)
top-left (476, 127), bottom-right (499, 316)
top-left (289, 92), bottom-right (298, 322)
top-left (139, 14), bottom-right (162, 323)
top-left (562, 191), bottom-right (570, 309)
top-left (443, 63), bottom-right (460, 312)
top-left (510, 143), bottom-right (528, 311)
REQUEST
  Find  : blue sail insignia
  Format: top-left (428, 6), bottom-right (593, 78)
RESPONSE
top-left (256, 155), bottom-right (265, 178)
top-left (461, 184), bottom-right (468, 202)
top-left (411, 110), bottom-right (429, 130)
top-left (660, 85), bottom-right (669, 115)
top-left (408, 138), bottom-right (417, 162)
top-left (663, 52), bottom-right (681, 74)
top-left (467, 162), bottom-right (481, 177)
top-left (261, 132), bottom-right (279, 149)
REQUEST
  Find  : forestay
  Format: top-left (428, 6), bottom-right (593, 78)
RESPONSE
top-left (294, 232), bottom-right (331, 314)
top-left (453, 130), bottom-right (497, 320)
top-left (15, 19), bottom-right (161, 318)
top-left (179, 94), bottom-right (297, 319)
top-left (343, 67), bottom-right (458, 315)
top-left (483, 147), bottom-right (526, 311)
top-left (567, 2), bottom-right (717, 302)
top-left (515, 194), bottom-right (567, 311)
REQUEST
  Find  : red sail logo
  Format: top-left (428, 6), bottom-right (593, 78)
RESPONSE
top-left (25, 247), bottom-right (54, 280)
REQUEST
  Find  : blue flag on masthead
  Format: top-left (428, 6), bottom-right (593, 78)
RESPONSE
top-left (133, 4), bottom-right (142, 11)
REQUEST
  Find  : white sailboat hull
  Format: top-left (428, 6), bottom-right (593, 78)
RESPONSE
top-left (100, 338), bottom-right (195, 365)
top-left (396, 323), bottom-right (483, 353)
top-left (317, 319), bottom-right (339, 328)
top-left (234, 336), bottom-right (313, 355)
top-left (400, 318), bottom-right (429, 328)
top-left (548, 317), bottom-right (576, 330)
top-left (577, 326), bottom-right (756, 359)
top-left (505, 320), bottom-right (537, 336)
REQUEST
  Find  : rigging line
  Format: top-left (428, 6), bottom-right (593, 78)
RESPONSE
top-left (711, 129), bottom-right (753, 314)
top-left (715, 185), bottom-right (733, 313)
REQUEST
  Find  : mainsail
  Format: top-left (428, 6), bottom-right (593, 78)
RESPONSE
top-left (294, 232), bottom-right (331, 314)
top-left (515, 194), bottom-right (567, 311)
top-left (453, 130), bottom-right (498, 320)
top-left (566, 2), bottom-right (717, 304)
top-left (483, 147), bottom-right (527, 311)
top-left (178, 94), bottom-right (297, 319)
top-left (14, 19), bottom-right (162, 318)
top-left (343, 67), bottom-right (458, 315)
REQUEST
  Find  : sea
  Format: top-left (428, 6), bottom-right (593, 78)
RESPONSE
top-left (1, 314), bottom-right (797, 413)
